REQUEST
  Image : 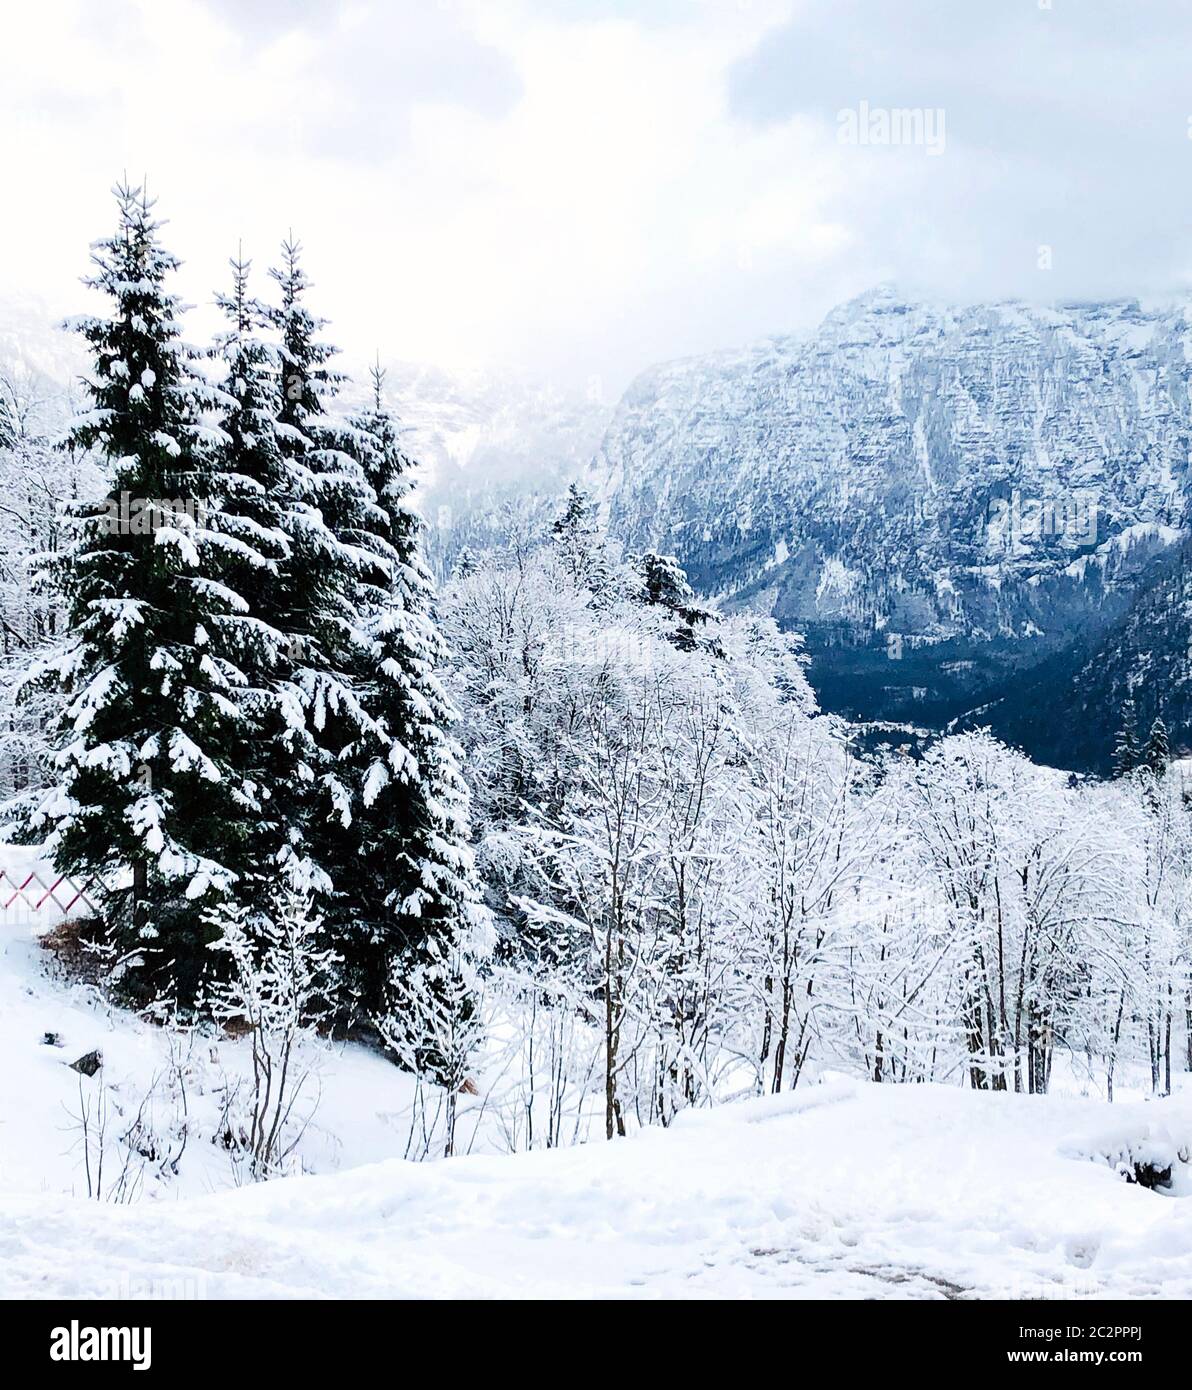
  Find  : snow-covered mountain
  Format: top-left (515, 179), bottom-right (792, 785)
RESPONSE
top-left (593, 286), bottom-right (1192, 751)
top-left (981, 533), bottom-right (1192, 773)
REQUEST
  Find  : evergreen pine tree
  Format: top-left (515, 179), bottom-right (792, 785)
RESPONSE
top-left (631, 550), bottom-right (715, 651)
top-left (327, 363), bottom-right (485, 1021)
top-left (262, 248), bottom-right (483, 1026)
top-left (551, 482), bottom-right (611, 592)
top-left (262, 237), bottom-right (385, 913)
top-left (212, 252), bottom-right (293, 631)
top-left (452, 546), bottom-right (478, 580)
top-left (210, 251), bottom-right (326, 917)
top-left (1145, 715), bottom-right (1170, 778)
top-left (635, 550), bottom-right (694, 611)
top-left (1112, 697), bottom-right (1140, 778)
top-left (265, 236), bottom-right (354, 670)
top-left (18, 187), bottom-right (268, 1002)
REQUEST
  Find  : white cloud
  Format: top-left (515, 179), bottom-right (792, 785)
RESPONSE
top-left (2, 0), bottom-right (1189, 394)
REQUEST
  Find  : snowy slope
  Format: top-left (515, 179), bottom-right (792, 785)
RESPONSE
top-left (4, 1075), bottom-right (1191, 1300)
top-left (0, 851), bottom-right (436, 1202)
top-left (2, 875), bottom-right (1190, 1301)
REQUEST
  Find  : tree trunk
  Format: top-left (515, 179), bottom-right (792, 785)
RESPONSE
top-left (132, 857), bottom-right (148, 938)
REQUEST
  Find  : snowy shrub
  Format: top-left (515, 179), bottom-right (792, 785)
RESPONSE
top-left (376, 938), bottom-right (485, 1159)
top-left (1062, 1114), bottom-right (1192, 1193)
top-left (206, 890), bottom-right (336, 1180)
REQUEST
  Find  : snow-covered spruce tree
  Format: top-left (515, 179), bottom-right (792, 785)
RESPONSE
top-left (265, 237), bottom-right (353, 651)
top-left (1113, 697), bottom-right (1140, 778)
top-left (551, 482), bottom-right (613, 595)
top-left (262, 251), bottom-right (482, 1029)
top-left (327, 363), bottom-right (485, 1024)
top-left (17, 186), bottom-right (269, 1003)
top-left (1145, 715), bottom-right (1171, 779)
top-left (211, 253), bottom-right (293, 631)
top-left (634, 550), bottom-right (694, 612)
top-left (256, 241), bottom-right (388, 929)
top-left (452, 545), bottom-right (479, 581)
top-left (630, 549), bottom-right (716, 652)
top-left (208, 251), bottom-right (333, 924)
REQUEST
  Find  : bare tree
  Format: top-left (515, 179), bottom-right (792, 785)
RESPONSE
top-left (207, 890), bottom-right (335, 1180)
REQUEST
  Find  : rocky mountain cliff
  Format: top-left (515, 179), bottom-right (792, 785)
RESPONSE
top-left (594, 286), bottom-right (1192, 756)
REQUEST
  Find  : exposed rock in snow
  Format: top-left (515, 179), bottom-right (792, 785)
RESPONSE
top-left (68, 1048), bottom-right (102, 1077)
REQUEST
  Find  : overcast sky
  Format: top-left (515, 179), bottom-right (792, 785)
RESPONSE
top-left (3, 0), bottom-right (1191, 392)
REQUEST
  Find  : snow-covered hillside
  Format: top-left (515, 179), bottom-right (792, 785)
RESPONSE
top-left (2, 875), bottom-right (1190, 1301)
top-left (0, 848), bottom-right (436, 1201)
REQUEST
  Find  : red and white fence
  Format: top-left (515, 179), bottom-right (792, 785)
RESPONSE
top-left (0, 863), bottom-right (105, 929)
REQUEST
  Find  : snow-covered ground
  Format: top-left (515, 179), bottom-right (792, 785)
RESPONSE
top-left (2, 858), bottom-right (1191, 1300)
top-left (0, 848), bottom-right (437, 1200)
top-left (4, 1073), bottom-right (1191, 1300)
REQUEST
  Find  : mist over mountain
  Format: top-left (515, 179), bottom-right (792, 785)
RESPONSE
top-left (0, 298), bottom-right (612, 581)
top-left (389, 362), bottom-right (611, 580)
